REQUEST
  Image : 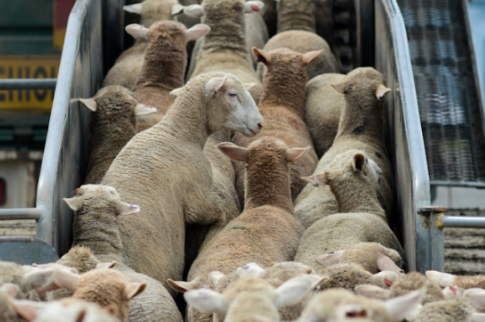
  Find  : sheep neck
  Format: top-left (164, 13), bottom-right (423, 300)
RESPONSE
top-left (159, 91), bottom-right (213, 149)
top-left (259, 64), bottom-right (307, 119)
top-left (72, 207), bottom-right (124, 262)
top-left (201, 10), bottom-right (250, 62)
top-left (336, 99), bottom-right (384, 142)
top-left (330, 178), bottom-right (386, 219)
top-left (244, 158), bottom-right (294, 213)
top-left (134, 35), bottom-right (187, 92)
top-left (277, 0), bottom-right (316, 33)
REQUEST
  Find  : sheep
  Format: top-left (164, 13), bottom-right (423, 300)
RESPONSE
top-left (426, 271), bottom-right (485, 290)
top-left (80, 86), bottom-right (156, 184)
top-left (100, 72), bottom-right (263, 293)
top-left (294, 149), bottom-right (403, 274)
top-left (103, 0), bottom-right (179, 89)
top-left (304, 73), bottom-right (345, 158)
top-left (11, 298), bottom-right (119, 322)
top-left (294, 67), bottom-right (394, 229)
top-left (293, 288), bottom-right (425, 322)
top-left (356, 272), bottom-right (445, 304)
top-left (316, 242), bottom-right (404, 275)
top-left (179, 1), bottom-right (269, 74)
top-left (60, 184), bottom-right (183, 322)
top-left (186, 0), bottom-right (264, 103)
top-left (315, 263), bottom-right (400, 292)
top-left (0, 284), bottom-right (22, 322)
top-left (232, 48), bottom-right (320, 205)
top-left (125, 21), bottom-right (210, 132)
top-left (184, 275), bottom-right (321, 322)
top-left (169, 137), bottom-right (308, 322)
top-left (414, 297), bottom-right (485, 322)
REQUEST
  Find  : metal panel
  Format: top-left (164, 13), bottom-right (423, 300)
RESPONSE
top-left (375, 0), bottom-right (432, 272)
top-left (0, 237), bottom-right (58, 264)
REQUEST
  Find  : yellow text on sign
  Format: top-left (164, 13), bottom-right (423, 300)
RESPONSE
top-left (0, 56), bottom-right (60, 112)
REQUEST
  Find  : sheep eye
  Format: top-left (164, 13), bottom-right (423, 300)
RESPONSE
top-left (229, 93), bottom-right (237, 98)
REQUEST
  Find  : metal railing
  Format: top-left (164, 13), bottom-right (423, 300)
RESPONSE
top-left (0, 0), bottom-right (124, 261)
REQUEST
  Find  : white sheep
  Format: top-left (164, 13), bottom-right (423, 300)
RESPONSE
top-left (100, 72), bottom-right (262, 295)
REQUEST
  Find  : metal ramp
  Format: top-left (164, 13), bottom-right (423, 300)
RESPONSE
top-left (397, 0), bottom-right (485, 187)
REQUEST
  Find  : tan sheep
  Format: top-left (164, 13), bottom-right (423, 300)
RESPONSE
top-left (101, 72), bottom-right (262, 293)
top-left (169, 137), bottom-right (308, 322)
top-left (294, 67), bottom-right (394, 229)
top-left (294, 149), bottom-right (403, 274)
top-left (293, 288), bottom-right (425, 322)
top-left (187, 0), bottom-right (263, 102)
top-left (60, 184), bottom-right (183, 322)
top-left (103, 0), bottom-right (179, 89)
top-left (12, 298), bottom-right (119, 322)
top-left (184, 276), bottom-right (320, 322)
top-left (125, 21), bottom-right (209, 132)
top-left (316, 242), bottom-right (404, 275)
top-left (81, 86), bottom-right (156, 184)
top-left (304, 73), bottom-right (345, 158)
top-left (232, 48), bottom-right (320, 204)
top-left (414, 297), bottom-right (485, 322)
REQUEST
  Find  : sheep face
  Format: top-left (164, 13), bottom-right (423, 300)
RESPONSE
top-left (206, 75), bottom-right (263, 136)
top-left (63, 184), bottom-right (140, 217)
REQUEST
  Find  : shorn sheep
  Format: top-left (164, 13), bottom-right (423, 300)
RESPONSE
top-left (81, 86), bottom-right (156, 184)
top-left (232, 47), bottom-right (320, 204)
top-left (125, 21), bottom-right (210, 132)
top-left (100, 72), bottom-right (262, 295)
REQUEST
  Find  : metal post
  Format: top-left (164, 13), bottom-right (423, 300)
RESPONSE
top-left (0, 79), bottom-right (57, 90)
top-left (418, 206), bottom-right (447, 271)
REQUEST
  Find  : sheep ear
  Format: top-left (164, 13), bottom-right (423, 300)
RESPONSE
top-left (64, 197), bottom-right (83, 211)
top-left (169, 87), bottom-right (183, 97)
top-left (167, 278), bottom-right (199, 293)
top-left (464, 288), bottom-right (485, 309)
top-left (183, 4), bottom-right (205, 19)
top-left (134, 104), bottom-right (157, 116)
top-left (301, 173), bottom-right (328, 187)
top-left (316, 250), bottom-right (344, 267)
top-left (471, 313), bottom-right (485, 322)
top-left (11, 300), bottom-right (46, 322)
top-left (244, 1), bottom-right (264, 12)
top-left (1, 283), bottom-right (20, 297)
top-left (123, 3), bottom-right (143, 14)
top-left (205, 76), bottom-right (227, 97)
top-left (355, 284), bottom-right (390, 300)
top-left (125, 24), bottom-right (149, 41)
top-left (171, 4), bottom-right (185, 15)
top-left (253, 47), bottom-right (271, 65)
top-left (124, 282), bottom-right (147, 300)
top-left (302, 50), bottom-right (323, 66)
top-left (185, 24), bottom-right (210, 43)
top-left (217, 142), bottom-right (249, 163)
top-left (373, 271), bottom-right (399, 288)
top-left (96, 261), bottom-right (117, 270)
top-left (287, 147), bottom-right (310, 162)
top-left (22, 265), bottom-right (79, 294)
top-left (273, 276), bottom-right (316, 308)
top-left (376, 84), bottom-right (391, 100)
top-left (425, 271), bottom-right (456, 288)
top-left (209, 271), bottom-right (226, 287)
top-left (352, 153), bottom-right (366, 172)
top-left (184, 289), bottom-right (228, 314)
top-left (332, 82), bottom-right (346, 94)
top-left (79, 98), bottom-right (97, 112)
top-left (118, 202), bottom-right (141, 216)
top-left (384, 289), bottom-right (425, 321)
top-left (376, 255), bottom-right (404, 274)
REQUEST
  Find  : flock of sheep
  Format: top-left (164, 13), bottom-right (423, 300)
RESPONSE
top-left (2, 0), bottom-right (485, 321)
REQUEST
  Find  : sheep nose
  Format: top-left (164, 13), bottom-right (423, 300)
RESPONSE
top-left (257, 122), bottom-right (263, 129)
